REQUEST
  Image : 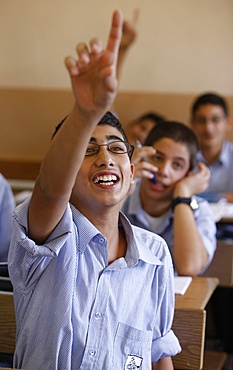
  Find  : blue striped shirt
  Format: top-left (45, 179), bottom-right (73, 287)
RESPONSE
top-left (0, 173), bottom-right (15, 262)
top-left (197, 140), bottom-right (233, 195)
top-left (9, 198), bottom-right (181, 370)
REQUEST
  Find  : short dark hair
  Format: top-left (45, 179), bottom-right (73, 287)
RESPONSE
top-left (97, 111), bottom-right (129, 143)
top-left (191, 92), bottom-right (229, 116)
top-left (134, 111), bottom-right (165, 126)
top-left (52, 111), bottom-right (133, 158)
top-left (144, 121), bottom-right (199, 171)
top-left (52, 111), bottom-right (128, 140)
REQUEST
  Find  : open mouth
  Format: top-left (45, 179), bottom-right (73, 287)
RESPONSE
top-left (93, 174), bottom-right (118, 186)
top-left (151, 180), bottom-right (166, 191)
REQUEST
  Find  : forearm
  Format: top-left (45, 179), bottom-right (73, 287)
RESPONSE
top-left (173, 204), bottom-right (208, 276)
top-left (39, 106), bottom-right (97, 197)
top-left (29, 106), bottom-right (99, 244)
top-left (116, 47), bottom-right (131, 80)
top-left (152, 356), bottom-right (174, 370)
top-left (28, 9), bottom-right (123, 244)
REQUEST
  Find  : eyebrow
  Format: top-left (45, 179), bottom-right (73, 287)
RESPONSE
top-left (155, 149), bottom-right (187, 163)
top-left (89, 135), bottom-right (124, 143)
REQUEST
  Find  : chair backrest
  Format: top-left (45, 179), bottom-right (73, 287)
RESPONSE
top-left (0, 292), bottom-right (16, 353)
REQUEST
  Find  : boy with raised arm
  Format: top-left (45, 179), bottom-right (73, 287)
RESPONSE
top-left (9, 10), bottom-right (180, 370)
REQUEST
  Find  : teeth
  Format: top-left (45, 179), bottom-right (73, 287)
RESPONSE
top-left (94, 175), bottom-right (117, 184)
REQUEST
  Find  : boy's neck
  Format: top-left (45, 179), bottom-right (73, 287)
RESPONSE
top-left (201, 143), bottom-right (223, 165)
top-left (81, 206), bottom-right (127, 264)
top-left (141, 193), bottom-right (171, 217)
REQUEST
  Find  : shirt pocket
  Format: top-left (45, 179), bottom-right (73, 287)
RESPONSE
top-left (113, 322), bottom-right (153, 369)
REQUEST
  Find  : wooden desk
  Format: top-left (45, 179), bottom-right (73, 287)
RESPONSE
top-left (203, 239), bottom-right (233, 287)
top-left (172, 277), bottom-right (219, 370)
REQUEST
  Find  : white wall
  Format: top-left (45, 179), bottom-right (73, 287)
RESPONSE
top-left (1, 0), bottom-right (233, 94)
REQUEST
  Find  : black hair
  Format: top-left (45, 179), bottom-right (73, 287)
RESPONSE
top-left (191, 92), bottom-right (229, 116)
top-left (144, 121), bottom-right (199, 171)
top-left (97, 111), bottom-right (129, 143)
top-left (52, 111), bottom-right (133, 158)
top-left (134, 111), bottom-right (165, 126)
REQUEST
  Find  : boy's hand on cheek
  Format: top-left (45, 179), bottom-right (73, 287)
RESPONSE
top-left (173, 162), bottom-right (210, 198)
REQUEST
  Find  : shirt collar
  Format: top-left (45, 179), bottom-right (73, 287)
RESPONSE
top-left (119, 211), bottom-right (163, 267)
top-left (197, 141), bottom-right (230, 166)
top-left (71, 204), bottom-right (101, 253)
top-left (127, 181), bottom-right (144, 215)
top-left (72, 204), bottom-right (162, 267)
top-left (126, 181), bottom-right (173, 228)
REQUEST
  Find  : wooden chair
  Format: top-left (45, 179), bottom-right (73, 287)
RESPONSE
top-left (203, 350), bottom-right (227, 370)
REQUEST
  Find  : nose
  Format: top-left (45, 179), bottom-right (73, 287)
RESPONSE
top-left (95, 146), bottom-right (114, 166)
top-left (205, 120), bottom-right (214, 132)
top-left (157, 160), bottom-right (170, 177)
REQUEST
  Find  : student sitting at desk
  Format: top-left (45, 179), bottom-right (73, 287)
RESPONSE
top-left (122, 121), bottom-right (217, 277)
top-left (0, 173), bottom-right (15, 262)
top-left (8, 10), bottom-right (181, 370)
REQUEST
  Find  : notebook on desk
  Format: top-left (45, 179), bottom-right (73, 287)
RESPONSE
top-left (174, 276), bottom-right (192, 295)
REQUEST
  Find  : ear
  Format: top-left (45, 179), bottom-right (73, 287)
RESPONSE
top-left (226, 116), bottom-right (232, 134)
top-left (189, 117), bottom-right (195, 128)
top-left (130, 163), bottom-right (135, 184)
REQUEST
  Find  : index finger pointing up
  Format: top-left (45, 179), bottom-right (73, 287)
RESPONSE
top-left (106, 10), bottom-right (123, 57)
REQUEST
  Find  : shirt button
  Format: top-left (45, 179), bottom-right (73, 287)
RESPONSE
top-left (99, 237), bottom-right (105, 244)
top-left (89, 349), bottom-right (96, 357)
top-left (95, 312), bottom-right (102, 319)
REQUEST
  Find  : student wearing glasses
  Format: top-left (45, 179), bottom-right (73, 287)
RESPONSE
top-left (8, 10), bottom-right (180, 370)
top-left (190, 92), bottom-right (233, 203)
top-left (191, 93), bottom-right (233, 360)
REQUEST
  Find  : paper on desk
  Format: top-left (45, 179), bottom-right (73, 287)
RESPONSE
top-left (174, 276), bottom-right (192, 295)
top-left (209, 199), bottom-right (233, 222)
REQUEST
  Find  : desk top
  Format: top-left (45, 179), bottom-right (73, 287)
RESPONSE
top-left (209, 201), bottom-right (233, 223)
top-left (175, 277), bottom-right (219, 310)
top-left (173, 277), bottom-right (219, 370)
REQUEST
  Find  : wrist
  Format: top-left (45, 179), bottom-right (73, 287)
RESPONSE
top-left (171, 196), bottom-right (198, 212)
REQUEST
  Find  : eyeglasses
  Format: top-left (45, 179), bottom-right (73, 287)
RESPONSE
top-left (85, 141), bottom-right (134, 158)
top-left (193, 115), bottom-right (226, 125)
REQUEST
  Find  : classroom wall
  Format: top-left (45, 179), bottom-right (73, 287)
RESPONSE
top-left (0, 88), bottom-right (232, 163)
top-left (1, 0), bottom-right (233, 161)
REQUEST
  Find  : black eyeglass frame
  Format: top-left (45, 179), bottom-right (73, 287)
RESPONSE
top-left (85, 140), bottom-right (134, 159)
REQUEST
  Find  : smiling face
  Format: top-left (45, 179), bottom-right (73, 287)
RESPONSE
top-left (71, 125), bottom-right (134, 216)
top-left (141, 137), bottom-right (191, 203)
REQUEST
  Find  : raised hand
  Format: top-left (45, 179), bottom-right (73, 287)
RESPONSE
top-left (120, 8), bottom-right (140, 50)
top-left (174, 162), bottom-right (211, 197)
top-left (131, 146), bottom-right (157, 181)
top-left (64, 10), bottom-right (123, 119)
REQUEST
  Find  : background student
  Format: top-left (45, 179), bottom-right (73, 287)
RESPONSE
top-left (8, 10), bottom-right (181, 370)
top-left (122, 121), bottom-right (216, 277)
top-left (190, 92), bottom-right (233, 203)
top-left (191, 93), bottom-right (233, 367)
top-left (0, 173), bottom-right (15, 262)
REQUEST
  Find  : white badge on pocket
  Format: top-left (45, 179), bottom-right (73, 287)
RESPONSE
top-left (124, 354), bottom-right (143, 369)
